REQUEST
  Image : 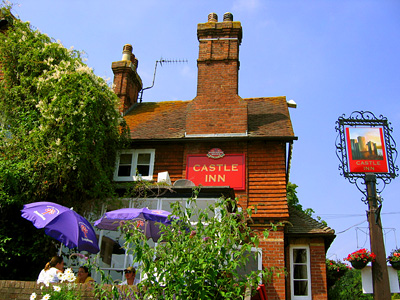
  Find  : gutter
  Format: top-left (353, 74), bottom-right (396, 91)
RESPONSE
top-left (129, 135), bottom-right (298, 144)
top-left (286, 141), bottom-right (294, 183)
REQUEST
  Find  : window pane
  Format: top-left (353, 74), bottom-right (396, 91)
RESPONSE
top-left (293, 265), bottom-right (308, 279)
top-left (137, 153), bottom-right (151, 164)
top-left (137, 165), bottom-right (150, 176)
top-left (132, 199), bottom-right (158, 210)
top-left (190, 199), bottom-right (216, 221)
top-left (161, 199), bottom-right (184, 213)
top-left (236, 249), bottom-right (259, 280)
top-left (118, 165), bottom-right (131, 177)
top-left (120, 154), bottom-right (132, 164)
top-left (293, 249), bottom-right (307, 263)
top-left (294, 280), bottom-right (308, 296)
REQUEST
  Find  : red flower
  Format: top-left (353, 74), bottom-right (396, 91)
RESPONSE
top-left (344, 248), bottom-right (376, 263)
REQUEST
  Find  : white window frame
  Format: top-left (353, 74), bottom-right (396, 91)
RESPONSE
top-left (290, 245), bottom-right (312, 300)
top-left (114, 149), bottom-right (155, 181)
top-left (234, 246), bottom-right (263, 284)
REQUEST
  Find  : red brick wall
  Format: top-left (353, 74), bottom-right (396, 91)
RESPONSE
top-left (185, 95), bottom-right (248, 135)
top-left (112, 60), bottom-right (142, 113)
top-left (252, 225), bottom-right (286, 300)
top-left (310, 241), bottom-right (328, 300)
top-left (286, 238), bottom-right (328, 300)
top-left (247, 141), bottom-right (289, 219)
top-left (141, 140), bottom-right (288, 216)
top-left (128, 142), bottom-right (185, 184)
top-left (185, 16), bottom-right (248, 135)
top-left (0, 281), bottom-right (96, 300)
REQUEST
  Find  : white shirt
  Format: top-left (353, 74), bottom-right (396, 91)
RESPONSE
top-left (37, 267), bottom-right (60, 284)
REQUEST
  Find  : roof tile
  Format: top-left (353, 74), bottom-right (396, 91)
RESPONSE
top-left (124, 97), bottom-right (295, 140)
top-left (287, 206), bottom-right (335, 235)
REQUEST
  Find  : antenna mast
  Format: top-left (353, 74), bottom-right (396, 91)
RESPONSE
top-left (138, 58), bottom-right (188, 103)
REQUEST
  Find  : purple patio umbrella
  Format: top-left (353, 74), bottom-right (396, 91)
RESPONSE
top-left (21, 201), bottom-right (100, 254)
top-left (94, 207), bottom-right (174, 242)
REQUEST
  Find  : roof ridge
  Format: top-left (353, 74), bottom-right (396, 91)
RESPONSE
top-left (288, 206), bottom-right (335, 234)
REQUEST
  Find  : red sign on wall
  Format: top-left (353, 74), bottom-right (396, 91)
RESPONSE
top-left (345, 126), bottom-right (389, 173)
top-left (186, 153), bottom-right (245, 190)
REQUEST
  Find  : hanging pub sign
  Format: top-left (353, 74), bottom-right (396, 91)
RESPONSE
top-left (335, 111), bottom-right (398, 180)
top-left (345, 126), bottom-right (388, 173)
top-left (186, 148), bottom-right (245, 190)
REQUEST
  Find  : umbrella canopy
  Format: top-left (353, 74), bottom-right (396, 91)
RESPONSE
top-left (94, 207), bottom-right (174, 242)
top-left (21, 201), bottom-right (100, 254)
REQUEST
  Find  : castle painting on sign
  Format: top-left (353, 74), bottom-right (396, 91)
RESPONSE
top-left (345, 126), bottom-right (388, 173)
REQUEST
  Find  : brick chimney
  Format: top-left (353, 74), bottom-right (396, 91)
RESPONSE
top-left (185, 12), bottom-right (247, 136)
top-left (112, 44), bottom-right (143, 114)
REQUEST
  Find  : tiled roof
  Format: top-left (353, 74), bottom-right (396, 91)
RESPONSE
top-left (246, 97), bottom-right (294, 138)
top-left (124, 97), bottom-right (295, 140)
top-left (125, 101), bottom-right (189, 139)
top-left (287, 206), bottom-right (335, 236)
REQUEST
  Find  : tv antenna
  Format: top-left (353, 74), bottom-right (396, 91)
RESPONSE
top-left (139, 58), bottom-right (188, 103)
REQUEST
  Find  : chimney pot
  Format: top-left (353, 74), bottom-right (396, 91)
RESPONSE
top-left (223, 12), bottom-right (233, 22)
top-left (122, 44), bottom-right (133, 61)
top-left (208, 13), bottom-right (218, 22)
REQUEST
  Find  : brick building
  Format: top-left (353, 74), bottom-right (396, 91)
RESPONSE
top-left (109, 12), bottom-right (335, 300)
top-left (0, 9), bottom-right (335, 300)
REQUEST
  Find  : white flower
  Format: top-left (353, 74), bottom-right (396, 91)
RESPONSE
top-left (53, 285), bottom-right (61, 292)
top-left (57, 272), bottom-right (64, 281)
top-left (30, 293), bottom-right (37, 300)
top-left (41, 294), bottom-right (51, 300)
top-left (61, 268), bottom-right (76, 282)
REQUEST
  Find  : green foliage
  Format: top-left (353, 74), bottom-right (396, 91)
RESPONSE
top-left (0, 4), bottom-right (128, 209)
top-left (287, 182), bottom-right (327, 226)
top-left (387, 248), bottom-right (400, 262)
top-left (0, 4), bottom-right (128, 279)
top-left (120, 192), bottom-right (276, 299)
top-left (328, 268), bottom-right (373, 300)
top-left (31, 268), bottom-right (81, 300)
top-left (286, 182), bottom-right (301, 210)
top-left (326, 259), bottom-right (349, 290)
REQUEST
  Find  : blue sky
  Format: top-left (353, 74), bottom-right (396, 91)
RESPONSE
top-left (10, 0), bottom-right (400, 262)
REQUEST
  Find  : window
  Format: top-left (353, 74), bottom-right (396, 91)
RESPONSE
top-left (290, 245), bottom-right (311, 299)
top-left (94, 197), bottom-right (221, 282)
top-left (114, 149), bottom-right (155, 181)
top-left (236, 247), bottom-right (262, 283)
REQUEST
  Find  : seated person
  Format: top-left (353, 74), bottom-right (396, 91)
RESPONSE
top-left (37, 256), bottom-right (64, 284)
top-left (120, 266), bottom-right (138, 292)
top-left (75, 266), bottom-right (95, 284)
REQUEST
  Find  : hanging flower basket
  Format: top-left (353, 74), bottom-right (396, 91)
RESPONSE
top-left (351, 260), bottom-right (368, 270)
top-left (390, 261), bottom-right (400, 270)
top-left (387, 248), bottom-right (400, 270)
top-left (344, 248), bottom-right (376, 269)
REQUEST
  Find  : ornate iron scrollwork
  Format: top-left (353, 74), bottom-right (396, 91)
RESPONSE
top-left (335, 111), bottom-right (398, 202)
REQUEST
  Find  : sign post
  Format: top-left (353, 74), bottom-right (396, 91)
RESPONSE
top-left (336, 111), bottom-right (398, 300)
top-left (365, 174), bottom-right (390, 299)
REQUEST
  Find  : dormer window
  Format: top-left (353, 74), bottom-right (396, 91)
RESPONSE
top-left (114, 149), bottom-right (155, 181)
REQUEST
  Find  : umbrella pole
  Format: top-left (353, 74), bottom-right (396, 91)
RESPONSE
top-left (94, 230), bottom-right (104, 282)
top-left (58, 243), bottom-right (62, 256)
top-left (122, 242), bottom-right (130, 281)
